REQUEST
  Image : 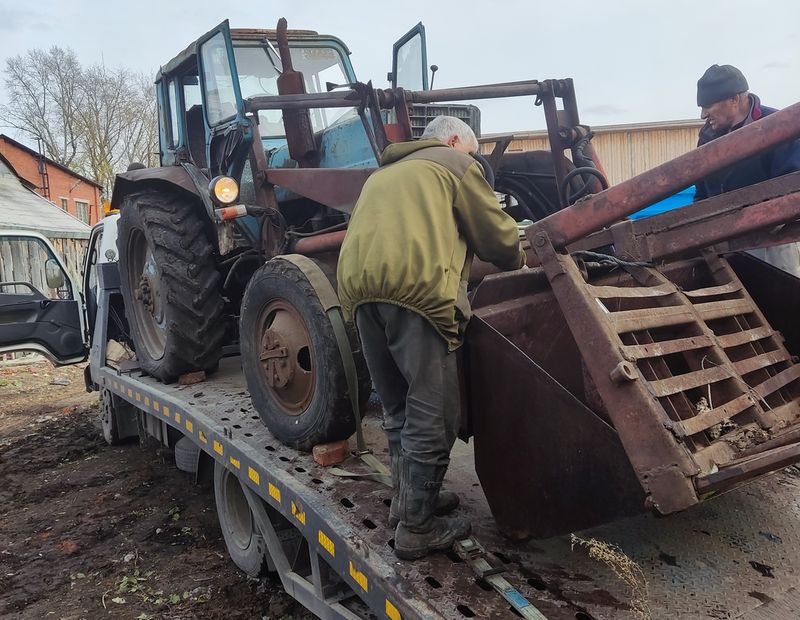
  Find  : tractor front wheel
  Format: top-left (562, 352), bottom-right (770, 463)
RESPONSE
top-left (240, 259), bottom-right (368, 451)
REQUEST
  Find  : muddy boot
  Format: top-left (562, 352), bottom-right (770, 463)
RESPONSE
top-left (387, 442), bottom-right (459, 528)
top-left (394, 459), bottom-right (471, 560)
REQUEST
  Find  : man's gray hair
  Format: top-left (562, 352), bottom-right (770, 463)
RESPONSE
top-left (421, 115), bottom-right (479, 152)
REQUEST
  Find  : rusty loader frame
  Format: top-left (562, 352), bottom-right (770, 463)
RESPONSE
top-left (469, 103), bottom-right (800, 539)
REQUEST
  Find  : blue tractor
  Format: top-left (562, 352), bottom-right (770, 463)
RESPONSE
top-left (110, 18), bottom-right (604, 450)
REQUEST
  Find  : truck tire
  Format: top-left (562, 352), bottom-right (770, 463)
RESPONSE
top-left (214, 462), bottom-right (269, 577)
top-left (100, 388), bottom-right (138, 445)
top-left (117, 191), bottom-right (224, 382)
top-left (240, 259), bottom-right (368, 451)
top-left (174, 437), bottom-right (200, 473)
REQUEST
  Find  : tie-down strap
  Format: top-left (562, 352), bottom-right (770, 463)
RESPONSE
top-left (274, 254), bottom-right (391, 487)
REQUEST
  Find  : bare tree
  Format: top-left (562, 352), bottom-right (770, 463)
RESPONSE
top-left (121, 73), bottom-right (159, 170)
top-left (1, 47), bottom-right (83, 167)
top-left (1, 47), bottom-right (159, 197)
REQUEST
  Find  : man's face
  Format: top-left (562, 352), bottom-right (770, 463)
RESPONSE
top-left (700, 95), bottom-right (744, 131)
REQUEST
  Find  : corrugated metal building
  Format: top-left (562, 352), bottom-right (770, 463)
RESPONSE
top-left (482, 119), bottom-right (704, 186)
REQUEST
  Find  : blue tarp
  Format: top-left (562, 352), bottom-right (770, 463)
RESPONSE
top-left (629, 187), bottom-right (695, 220)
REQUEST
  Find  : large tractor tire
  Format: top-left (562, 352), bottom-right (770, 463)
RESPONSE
top-left (240, 259), bottom-right (369, 451)
top-left (117, 191), bottom-right (224, 382)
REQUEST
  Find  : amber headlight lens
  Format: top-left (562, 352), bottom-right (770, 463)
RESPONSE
top-left (209, 176), bottom-right (239, 205)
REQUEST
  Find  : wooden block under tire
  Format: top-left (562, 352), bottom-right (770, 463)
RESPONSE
top-left (178, 370), bottom-right (206, 386)
top-left (313, 439), bottom-right (350, 467)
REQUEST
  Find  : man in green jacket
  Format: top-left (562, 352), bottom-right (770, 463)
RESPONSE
top-left (337, 116), bottom-right (526, 560)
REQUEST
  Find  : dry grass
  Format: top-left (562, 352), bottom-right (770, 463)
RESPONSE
top-left (570, 534), bottom-right (651, 620)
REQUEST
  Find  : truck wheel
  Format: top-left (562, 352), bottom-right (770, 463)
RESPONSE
top-left (174, 437), bottom-right (200, 473)
top-left (100, 388), bottom-right (138, 445)
top-left (214, 462), bottom-right (269, 577)
top-left (240, 259), bottom-right (367, 451)
top-left (117, 191), bottom-right (224, 382)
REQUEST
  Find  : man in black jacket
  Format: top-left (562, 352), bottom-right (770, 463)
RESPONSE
top-left (695, 64), bottom-right (800, 199)
top-left (695, 64), bottom-right (800, 275)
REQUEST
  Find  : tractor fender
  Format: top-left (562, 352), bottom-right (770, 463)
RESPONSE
top-left (110, 164), bottom-right (221, 251)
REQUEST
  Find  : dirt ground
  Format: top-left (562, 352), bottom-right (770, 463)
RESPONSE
top-left (0, 359), bottom-right (312, 619)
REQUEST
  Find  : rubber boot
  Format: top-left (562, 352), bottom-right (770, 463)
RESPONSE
top-left (387, 442), bottom-right (459, 528)
top-left (394, 459), bottom-right (471, 561)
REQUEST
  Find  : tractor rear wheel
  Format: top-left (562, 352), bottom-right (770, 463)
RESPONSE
top-left (117, 191), bottom-right (224, 382)
top-left (240, 259), bottom-right (369, 451)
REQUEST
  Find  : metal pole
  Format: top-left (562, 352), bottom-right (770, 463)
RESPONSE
top-left (532, 101), bottom-right (800, 247)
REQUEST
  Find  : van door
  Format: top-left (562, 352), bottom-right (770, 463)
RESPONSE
top-left (0, 232), bottom-right (86, 364)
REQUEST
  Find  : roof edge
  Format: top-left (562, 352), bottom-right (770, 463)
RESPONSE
top-left (0, 134), bottom-right (103, 190)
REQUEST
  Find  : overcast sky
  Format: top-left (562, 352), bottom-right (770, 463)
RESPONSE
top-left (1, 0), bottom-right (799, 138)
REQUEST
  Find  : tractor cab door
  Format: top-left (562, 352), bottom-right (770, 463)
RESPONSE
top-left (390, 23), bottom-right (429, 91)
top-left (197, 20), bottom-right (253, 179)
top-left (0, 232), bottom-right (86, 364)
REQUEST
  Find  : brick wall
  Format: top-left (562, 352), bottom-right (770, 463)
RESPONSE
top-left (0, 137), bottom-right (102, 225)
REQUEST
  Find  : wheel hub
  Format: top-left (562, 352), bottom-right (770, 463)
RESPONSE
top-left (260, 330), bottom-right (292, 388)
top-left (136, 274), bottom-right (155, 314)
top-left (257, 301), bottom-right (315, 415)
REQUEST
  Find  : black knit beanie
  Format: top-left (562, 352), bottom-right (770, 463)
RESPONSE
top-left (697, 64), bottom-right (749, 106)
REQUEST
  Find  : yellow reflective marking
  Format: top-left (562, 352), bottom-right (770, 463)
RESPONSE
top-left (349, 561), bottom-right (368, 592)
top-left (248, 467), bottom-right (260, 485)
top-left (385, 600), bottom-right (401, 620)
top-left (153, 400), bottom-right (160, 412)
top-left (213, 441), bottom-right (223, 456)
top-left (163, 405), bottom-right (170, 417)
top-left (229, 456), bottom-right (241, 469)
top-left (174, 412), bottom-right (181, 424)
top-left (318, 531), bottom-right (335, 557)
top-left (291, 501), bottom-right (306, 525)
top-left (143, 396), bottom-right (150, 407)
top-left (135, 392), bottom-right (141, 402)
top-left (127, 388), bottom-right (133, 398)
top-left (199, 431), bottom-right (208, 444)
top-left (185, 420), bottom-right (193, 433)
top-left (268, 483), bottom-right (281, 503)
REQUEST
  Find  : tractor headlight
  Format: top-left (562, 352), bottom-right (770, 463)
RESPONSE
top-left (209, 176), bottom-right (239, 205)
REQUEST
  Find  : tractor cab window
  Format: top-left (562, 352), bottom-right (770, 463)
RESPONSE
top-left (233, 43), bottom-right (354, 138)
top-left (391, 23), bottom-right (428, 91)
top-left (201, 32), bottom-right (240, 126)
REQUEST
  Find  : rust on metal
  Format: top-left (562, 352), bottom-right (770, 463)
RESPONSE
top-left (274, 18), bottom-right (318, 168)
top-left (266, 168), bottom-right (375, 214)
top-left (257, 299), bottom-right (315, 414)
top-left (292, 230), bottom-right (347, 255)
top-left (531, 101), bottom-right (800, 247)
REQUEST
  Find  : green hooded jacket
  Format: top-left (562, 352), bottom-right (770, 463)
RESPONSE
top-left (336, 139), bottom-right (526, 350)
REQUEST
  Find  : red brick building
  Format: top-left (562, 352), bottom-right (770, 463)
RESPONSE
top-left (0, 134), bottom-right (102, 225)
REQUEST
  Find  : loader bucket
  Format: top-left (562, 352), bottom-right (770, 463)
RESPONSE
top-left (467, 252), bottom-right (800, 539)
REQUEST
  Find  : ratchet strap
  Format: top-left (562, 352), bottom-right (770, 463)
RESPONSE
top-left (277, 255), bottom-right (391, 487)
top-left (455, 537), bottom-right (549, 619)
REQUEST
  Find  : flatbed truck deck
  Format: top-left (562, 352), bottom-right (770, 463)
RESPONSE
top-left (96, 356), bottom-right (800, 620)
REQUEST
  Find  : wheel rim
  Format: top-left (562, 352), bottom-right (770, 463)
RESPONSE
top-left (126, 229), bottom-right (167, 360)
top-left (223, 471), bottom-right (254, 550)
top-left (256, 299), bottom-right (315, 415)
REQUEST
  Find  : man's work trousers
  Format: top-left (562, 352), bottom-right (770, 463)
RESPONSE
top-left (355, 303), bottom-right (459, 467)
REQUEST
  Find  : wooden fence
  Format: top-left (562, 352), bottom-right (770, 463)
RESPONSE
top-left (0, 236), bottom-right (87, 298)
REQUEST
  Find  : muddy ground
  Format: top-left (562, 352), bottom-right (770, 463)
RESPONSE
top-left (0, 360), bottom-right (312, 619)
